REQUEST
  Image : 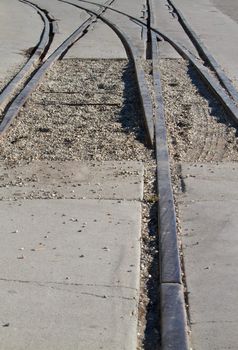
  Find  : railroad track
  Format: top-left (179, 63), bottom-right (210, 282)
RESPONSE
top-left (0, 0), bottom-right (53, 112)
top-left (0, 1), bottom-right (238, 349)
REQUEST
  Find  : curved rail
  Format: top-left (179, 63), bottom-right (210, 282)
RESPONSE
top-left (60, 0), bottom-right (154, 146)
top-left (167, 0), bottom-right (238, 104)
top-left (152, 27), bottom-right (238, 125)
top-left (0, 0), bottom-right (52, 111)
top-left (147, 0), bottom-right (189, 348)
top-left (0, 0), bottom-right (115, 135)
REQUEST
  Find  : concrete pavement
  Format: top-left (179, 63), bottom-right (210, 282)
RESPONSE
top-left (171, 0), bottom-right (238, 86)
top-left (0, 0), bottom-right (43, 84)
top-left (30, 0), bottom-right (91, 58)
top-left (66, 0), bottom-right (147, 58)
top-left (178, 163), bottom-right (238, 350)
top-left (0, 161), bottom-right (143, 349)
top-left (153, 0), bottom-right (199, 59)
top-left (212, 0), bottom-right (238, 23)
top-left (65, 19), bottom-right (127, 59)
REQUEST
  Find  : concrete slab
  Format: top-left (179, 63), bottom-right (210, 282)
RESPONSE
top-left (65, 19), bottom-right (127, 59)
top-left (30, 0), bottom-right (91, 58)
top-left (212, 0), bottom-right (238, 23)
top-left (104, 0), bottom-right (147, 58)
top-left (0, 0), bottom-right (43, 83)
top-left (0, 161), bottom-right (144, 200)
top-left (0, 198), bottom-right (140, 349)
top-left (0, 159), bottom-right (143, 349)
top-left (178, 162), bottom-right (238, 350)
top-left (172, 0), bottom-right (238, 85)
top-left (180, 162), bottom-right (238, 201)
top-left (153, 0), bottom-right (198, 59)
top-left (0, 281), bottom-right (137, 350)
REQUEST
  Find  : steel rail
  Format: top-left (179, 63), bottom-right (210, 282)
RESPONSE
top-left (0, 0), bottom-right (114, 135)
top-left (147, 1), bottom-right (189, 348)
top-left (151, 28), bottom-right (238, 126)
top-left (0, 0), bottom-right (52, 111)
top-left (59, 0), bottom-right (154, 146)
top-left (167, 0), bottom-right (238, 104)
top-left (74, 1), bottom-right (238, 126)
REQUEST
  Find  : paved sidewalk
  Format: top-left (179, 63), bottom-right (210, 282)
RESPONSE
top-left (0, 0), bottom-right (43, 81)
top-left (0, 161), bottom-right (143, 350)
top-left (178, 162), bottom-right (238, 350)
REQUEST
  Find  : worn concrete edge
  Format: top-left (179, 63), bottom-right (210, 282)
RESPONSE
top-left (167, 0), bottom-right (238, 103)
top-left (151, 31), bottom-right (189, 349)
top-left (152, 28), bottom-right (238, 127)
top-left (0, 0), bottom-right (51, 111)
top-left (0, 1), bottom-right (112, 135)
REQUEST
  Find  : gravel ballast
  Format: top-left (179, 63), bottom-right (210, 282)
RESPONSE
top-left (160, 59), bottom-right (238, 165)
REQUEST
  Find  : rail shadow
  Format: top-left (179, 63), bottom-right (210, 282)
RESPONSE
top-left (187, 62), bottom-right (238, 136)
top-left (118, 59), bottom-right (149, 145)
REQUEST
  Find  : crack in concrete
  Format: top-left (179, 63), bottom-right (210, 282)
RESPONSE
top-left (80, 291), bottom-right (135, 301)
top-left (0, 277), bottom-right (137, 291)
